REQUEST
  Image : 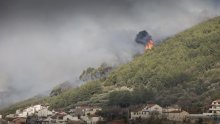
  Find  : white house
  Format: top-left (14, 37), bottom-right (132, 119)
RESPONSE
top-left (63, 114), bottom-right (79, 121)
top-left (209, 99), bottom-right (220, 115)
top-left (163, 110), bottom-right (189, 121)
top-left (74, 106), bottom-right (102, 117)
top-left (162, 106), bottom-right (189, 121)
top-left (81, 116), bottom-right (103, 124)
top-left (18, 104), bottom-right (47, 117)
top-left (130, 104), bottom-right (163, 119)
top-left (163, 105), bottom-right (181, 112)
top-left (18, 111), bottom-right (28, 117)
top-left (6, 114), bottom-right (15, 118)
top-left (16, 109), bottom-right (21, 115)
top-left (37, 108), bottom-right (53, 117)
top-left (33, 104), bottom-right (45, 111)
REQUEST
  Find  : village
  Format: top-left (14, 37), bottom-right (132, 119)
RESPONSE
top-left (0, 99), bottom-right (220, 124)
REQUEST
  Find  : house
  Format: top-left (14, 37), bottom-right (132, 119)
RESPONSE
top-left (6, 114), bottom-right (15, 119)
top-left (74, 107), bottom-right (85, 117)
top-left (18, 111), bottom-right (28, 118)
top-left (163, 110), bottom-right (189, 121)
top-left (209, 99), bottom-right (220, 115)
top-left (190, 99), bottom-right (220, 117)
top-left (43, 116), bottom-right (57, 124)
top-left (16, 109), bottom-right (21, 115)
top-left (35, 117), bottom-right (52, 124)
top-left (16, 104), bottom-right (47, 117)
top-left (50, 112), bottom-right (67, 124)
top-left (163, 105), bottom-right (181, 112)
top-left (0, 114), bottom-right (2, 119)
top-left (130, 104), bottom-right (163, 119)
top-left (68, 106), bottom-right (103, 124)
top-left (37, 108), bottom-right (53, 117)
top-left (63, 114), bottom-right (80, 121)
top-left (162, 106), bottom-right (189, 121)
top-left (73, 106), bottom-right (102, 117)
top-left (81, 115), bottom-right (103, 124)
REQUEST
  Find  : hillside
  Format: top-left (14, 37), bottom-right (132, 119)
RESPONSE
top-left (104, 17), bottom-right (220, 111)
top-left (50, 81), bottom-right (76, 97)
top-left (1, 16), bottom-right (220, 115)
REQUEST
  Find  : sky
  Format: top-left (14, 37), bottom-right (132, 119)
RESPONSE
top-left (0, 0), bottom-right (220, 107)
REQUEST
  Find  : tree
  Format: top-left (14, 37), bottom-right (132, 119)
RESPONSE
top-left (108, 90), bottom-right (132, 107)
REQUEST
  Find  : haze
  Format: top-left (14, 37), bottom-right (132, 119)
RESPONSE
top-left (0, 0), bottom-right (220, 107)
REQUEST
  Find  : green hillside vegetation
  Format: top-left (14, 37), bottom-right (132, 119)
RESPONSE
top-left (50, 81), bottom-right (75, 97)
top-left (105, 16), bottom-right (220, 111)
top-left (79, 63), bottom-right (114, 81)
top-left (1, 16), bottom-right (220, 115)
top-left (48, 80), bottom-right (102, 109)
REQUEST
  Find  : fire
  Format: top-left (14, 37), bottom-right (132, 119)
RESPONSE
top-left (145, 40), bottom-right (154, 50)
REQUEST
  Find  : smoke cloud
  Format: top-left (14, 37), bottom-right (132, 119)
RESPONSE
top-left (0, 0), bottom-right (220, 107)
top-left (135, 30), bottom-right (152, 46)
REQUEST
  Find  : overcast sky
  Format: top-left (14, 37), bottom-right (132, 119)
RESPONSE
top-left (0, 0), bottom-right (220, 107)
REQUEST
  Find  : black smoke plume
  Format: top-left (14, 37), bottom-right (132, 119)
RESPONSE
top-left (135, 30), bottom-right (152, 46)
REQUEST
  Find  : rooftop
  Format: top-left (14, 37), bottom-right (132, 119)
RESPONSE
top-left (130, 104), bottom-right (157, 112)
top-left (213, 99), bottom-right (220, 103)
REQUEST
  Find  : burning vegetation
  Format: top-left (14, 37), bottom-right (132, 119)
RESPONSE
top-left (135, 30), bottom-right (154, 50)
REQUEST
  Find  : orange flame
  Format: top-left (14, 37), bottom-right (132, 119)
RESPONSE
top-left (145, 40), bottom-right (154, 50)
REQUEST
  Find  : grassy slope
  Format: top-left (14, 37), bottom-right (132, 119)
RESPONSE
top-left (1, 16), bottom-right (220, 115)
top-left (105, 16), bottom-right (220, 111)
